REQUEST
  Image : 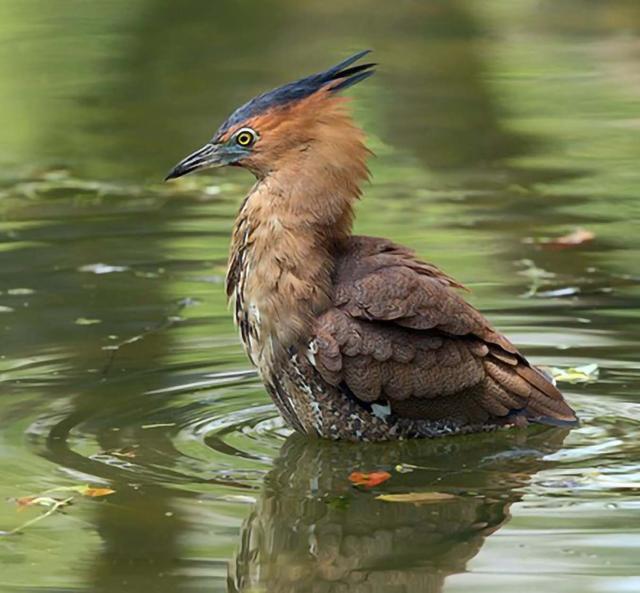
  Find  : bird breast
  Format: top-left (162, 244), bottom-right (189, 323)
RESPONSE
top-left (227, 180), bottom-right (340, 374)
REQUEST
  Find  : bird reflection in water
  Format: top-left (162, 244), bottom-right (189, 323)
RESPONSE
top-left (229, 427), bottom-right (568, 592)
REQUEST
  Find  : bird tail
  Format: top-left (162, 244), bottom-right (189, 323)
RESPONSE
top-left (516, 365), bottom-right (579, 427)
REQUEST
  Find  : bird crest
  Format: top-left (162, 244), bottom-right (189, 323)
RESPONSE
top-left (215, 50), bottom-right (375, 139)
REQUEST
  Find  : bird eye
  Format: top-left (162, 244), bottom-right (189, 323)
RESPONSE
top-left (234, 128), bottom-right (257, 148)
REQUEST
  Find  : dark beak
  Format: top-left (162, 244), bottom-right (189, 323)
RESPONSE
top-left (164, 143), bottom-right (223, 181)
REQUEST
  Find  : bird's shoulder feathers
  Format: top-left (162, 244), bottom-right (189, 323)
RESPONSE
top-left (310, 236), bottom-right (577, 426)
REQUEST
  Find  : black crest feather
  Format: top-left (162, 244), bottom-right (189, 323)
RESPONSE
top-left (217, 50), bottom-right (375, 135)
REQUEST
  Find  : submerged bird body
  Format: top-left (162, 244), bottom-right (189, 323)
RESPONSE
top-left (167, 51), bottom-right (577, 441)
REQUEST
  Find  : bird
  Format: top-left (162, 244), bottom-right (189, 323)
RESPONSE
top-left (165, 50), bottom-right (578, 441)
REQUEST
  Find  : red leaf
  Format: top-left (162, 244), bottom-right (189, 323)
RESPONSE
top-left (349, 471), bottom-right (392, 489)
top-left (15, 496), bottom-right (37, 511)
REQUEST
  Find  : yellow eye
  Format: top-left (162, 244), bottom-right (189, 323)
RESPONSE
top-left (235, 128), bottom-right (257, 147)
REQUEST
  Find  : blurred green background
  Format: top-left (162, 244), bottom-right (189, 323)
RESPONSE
top-left (0, 1), bottom-right (639, 592)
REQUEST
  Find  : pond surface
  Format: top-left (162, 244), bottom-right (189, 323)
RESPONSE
top-left (1, 1), bottom-right (639, 592)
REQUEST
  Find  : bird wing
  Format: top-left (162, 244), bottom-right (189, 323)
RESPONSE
top-left (310, 236), bottom-right (577, 426)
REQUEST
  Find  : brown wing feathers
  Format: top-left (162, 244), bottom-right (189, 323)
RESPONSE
top-left (312, 236), bottom-right (577, 427)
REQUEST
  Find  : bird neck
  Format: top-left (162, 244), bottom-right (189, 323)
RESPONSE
top-left (227, 133), bottom-right (369, 368)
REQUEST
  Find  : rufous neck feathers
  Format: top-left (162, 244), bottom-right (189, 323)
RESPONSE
top-left (227, 95), bottom-right (370, 367)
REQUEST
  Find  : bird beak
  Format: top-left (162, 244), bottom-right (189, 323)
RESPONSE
top-left (164, 143), bottom-right (226, 181)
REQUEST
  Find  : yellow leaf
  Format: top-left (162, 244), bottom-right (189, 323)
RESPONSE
top-left (376, 492), bottom-right (456, 504)
top-left (72, 485), bottom-right (115, 497)
top-left (549, 363), bottom-right (599, 384)
top-left (82, 487), bottom-right (115, 498)
top-left (41, 484), bottom-right (116, 497)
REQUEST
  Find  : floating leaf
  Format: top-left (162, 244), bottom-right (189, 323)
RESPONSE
top-left (549, 363), bottom-right (599, 384)
top-left (43, 484), bottom-right (116, 497)
top-left (13, 495), bottom-right (71, 511)
top-left (376, 492), bottom-right (456, 504)
top-left (3, 496), bottom-right (74, 536)
top-left (103, 447), bottom-right (137, 459)
top-left (14, 496), bottom-right (37, 509)
top-left (3, 483), bottom-right (115, 535)
top-left (76, 486), bottom-right (115, 498)
top-left (394, 463), bottom-right (434, 473)
top-left (349, 471), bottom-right (392, 489)
top-left (543, 228), bottom-right (595, 249)
top-left (394, 464), bottom-right (415, 474)
top-left (75, 317), bottom-right (102, 325)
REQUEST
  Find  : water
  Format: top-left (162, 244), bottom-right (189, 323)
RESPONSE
top-left (1, 1), bottom-right (639, 591)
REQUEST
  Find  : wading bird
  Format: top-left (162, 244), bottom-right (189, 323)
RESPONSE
top-left (166, 51), bottom-right (577, 441)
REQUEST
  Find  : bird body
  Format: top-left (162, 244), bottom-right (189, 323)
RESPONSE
top-left (167, 51), bottom-right (577, 441)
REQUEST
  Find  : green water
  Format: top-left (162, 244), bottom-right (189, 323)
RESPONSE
top-left (1, 1), bottom-right (639, 591)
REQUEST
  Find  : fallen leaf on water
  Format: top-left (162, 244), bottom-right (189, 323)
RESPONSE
top-left (3, 496), bottom-right (74, 536)
top-left (3, 483), bottom-right (115, 536)
top-left (13, 495), bottom-right (72, 511)
top-left (45, 484), bottom-right (116, 498)
top-left (549, 363), bottom-right (599, 384)
top-left (14, 496), bottom-right (37, 510)
top-left (103, 446), bottom-right (137, 459)
top-left (75, 317), bottom-right (102, 326)
top-left (376, 492), bottom-right (456, 504)
top-left (543, 228), bottom-right (595, 249)
top-left (75, 486), bottom-right (116, 498)
top-left (349, 471), bottom-right (392, 489)
top-left (394, 463), bottom-right (437, 474)
top-left (394, 464), bottom-right (415, 474)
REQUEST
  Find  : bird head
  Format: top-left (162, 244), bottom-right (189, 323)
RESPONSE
top-left (165, 50), bottom-right (375, 181)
